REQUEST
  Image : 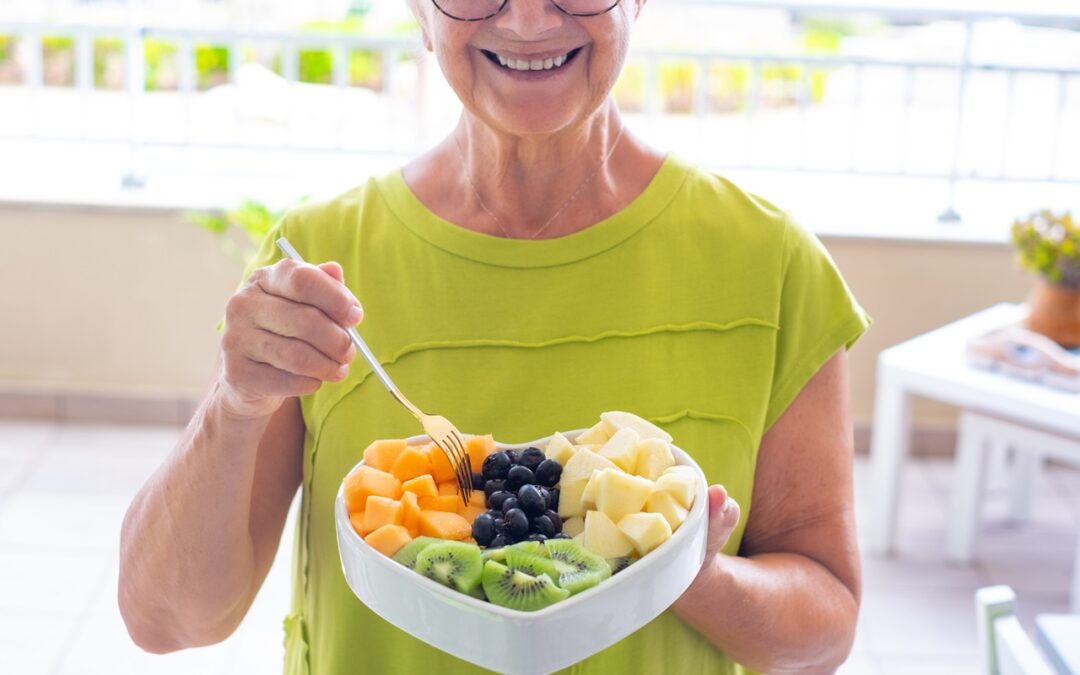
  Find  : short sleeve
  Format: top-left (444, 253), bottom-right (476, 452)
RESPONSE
top-left (215, 214), bottom-right (292, 333)
top-left (764, 217), bottom-right (872, 431)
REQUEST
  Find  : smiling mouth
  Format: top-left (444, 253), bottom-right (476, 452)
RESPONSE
top-left (482, 47), bottom-right (583, 72)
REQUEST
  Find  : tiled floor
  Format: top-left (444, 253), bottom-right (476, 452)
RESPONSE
top-left (0, 420), bottom-right (1076, 675)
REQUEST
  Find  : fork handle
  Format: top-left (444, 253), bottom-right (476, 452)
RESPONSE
top-left (275, 237), bottom-right (422, 418)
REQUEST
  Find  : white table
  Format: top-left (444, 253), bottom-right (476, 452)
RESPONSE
top-left (1037, 615), bottom-right (1080, 675)
top-left (868, 303), bottom-right (1080, 555)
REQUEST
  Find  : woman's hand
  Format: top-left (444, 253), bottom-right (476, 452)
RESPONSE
top-left (217, 259), bottom-right (361, 420)
top-left (687, 485), bottom-right (741, 588)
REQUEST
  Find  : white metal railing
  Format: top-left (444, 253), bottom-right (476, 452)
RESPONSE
top-left (1, 1), bottom-right (1079, 222)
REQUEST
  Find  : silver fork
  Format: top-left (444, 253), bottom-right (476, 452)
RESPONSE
top-left (275, 237), bottom-right (474, 504)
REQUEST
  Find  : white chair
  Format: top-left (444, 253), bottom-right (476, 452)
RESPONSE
top-left (948, 411), bottom-right (1080, 613)
top-left (976, 585), bottom-right (1054, 675)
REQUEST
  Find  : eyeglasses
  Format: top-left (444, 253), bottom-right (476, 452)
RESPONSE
top-left (431, 0), bottom-right (621, 22)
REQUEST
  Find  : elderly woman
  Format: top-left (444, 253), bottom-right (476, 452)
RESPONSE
top-left (120, 0), bottom-right (870, 673)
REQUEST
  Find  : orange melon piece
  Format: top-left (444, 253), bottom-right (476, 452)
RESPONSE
top-left (362, 496), bottom-right (404, 536)
top-left (456, 491), bottom-right (485, 514)
top-left (362, 439), bottom-right (407, 473)
top-left (459, 505), bottom-right (485, 523)
top-left (426, 443), bottom-right (458, 484)
top-left (466, 434), bottom-right (497, 473)
top-left (401, 474), bottom-right (438, 498)
top-left (437, 481), bottom-right (459, 497)
top-left (343, 466), bottom-right (402, 513)
top-left (401, 491), bottom-right (422, 538)
top-left (390, 446), bottom-right (432, 483)
top-left (348, 512), bottom-right (365, 537)
top-left (418, 510), bottom-right (471, 540)
top-left (365, 524), bottom-right (412, 558)
top-left (419, 495), bottom-right (460, 512)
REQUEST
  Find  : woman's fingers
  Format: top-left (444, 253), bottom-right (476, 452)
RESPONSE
top-left (245, 328), bottom-right (350, 383)
top-left (223, 357), bottom-right (325, 399)
top-left (705, 484), bottom-right (740, 558)
top-left (251, 259), bottom-right (363, 328)
top-left (248, 293), bottom-right (356, 366)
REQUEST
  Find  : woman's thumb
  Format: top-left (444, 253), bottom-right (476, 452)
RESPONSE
top-left (318, 261), bottom-right (345, 283)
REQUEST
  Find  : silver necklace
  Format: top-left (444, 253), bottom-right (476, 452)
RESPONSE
top-left (453, 124), bottom-right (627, 240)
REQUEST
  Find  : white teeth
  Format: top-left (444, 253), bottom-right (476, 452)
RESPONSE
top-left (493, 51), bottom-right (572, 71)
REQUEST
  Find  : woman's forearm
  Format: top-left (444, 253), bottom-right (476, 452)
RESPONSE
top-left (672, 551), bottom-right (859, 674)
top-left (119, 386), bottom-right (274, 653)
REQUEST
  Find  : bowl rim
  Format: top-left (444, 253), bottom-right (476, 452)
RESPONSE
top-left (336, 428), bottom-right (709, 620)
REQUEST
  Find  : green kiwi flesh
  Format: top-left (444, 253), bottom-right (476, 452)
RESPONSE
top-left (414, 541), bottom-right (484, 595)
top-left (392, 537), bottom-right (443, 570)
top-left (481, 560), bottom-right (569, 611)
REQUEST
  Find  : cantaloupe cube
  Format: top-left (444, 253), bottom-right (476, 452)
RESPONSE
top-left (365, 524), bottom-right (412, 558)
top-left (362, 496), bottom-right (404, 536)
top-left (419, 495), bottom-right (460, 512)
top-left (438, 481), bottom-right (459, 497)
top-left (456, 491), bottom-right (485, 513)
top-left (418, 510), bottom-right (471, 540)
top-left (402, 474), bottom-right (438, 498)
top-left (362, 439), bottom-right (407, 473)
top-left (426, 443), bottom-right (458, 484)
top-left (390, 446), bottom-right (432, 483)
top-left (466, 434), bottom-right (497, 473)
top-left (401, 491), bottom-right (421, 537)
top-left (343, 466), bottom-right (402, 513)
top-left (459, 505), bottom-right (485, 524)
top-left (348, 512), bottom-right (365, 537)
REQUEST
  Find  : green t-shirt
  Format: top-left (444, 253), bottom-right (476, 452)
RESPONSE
top-left (238, 154), bottom-right (871, 675)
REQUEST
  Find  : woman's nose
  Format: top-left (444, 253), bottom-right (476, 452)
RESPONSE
top-left (491, 0), bottom-right (566, 41)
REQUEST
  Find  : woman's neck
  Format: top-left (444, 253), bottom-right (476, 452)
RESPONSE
top-left (403, 102), bottom-right (663, 240)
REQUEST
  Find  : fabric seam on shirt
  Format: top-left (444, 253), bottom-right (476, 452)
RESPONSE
top-left (371, 164), bottom-right (691, 270)
top-left (763, 311), bottom-right (869, 434)
top-left (649, 408), bottom-right (757, 448)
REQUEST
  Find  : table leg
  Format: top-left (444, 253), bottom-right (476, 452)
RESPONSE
top-left (947, 412), bottom-right (990, 564)
top-left (1072, 533), bottom-right (1080, 614)
top-left (868, 367), bottom-right (912, 555)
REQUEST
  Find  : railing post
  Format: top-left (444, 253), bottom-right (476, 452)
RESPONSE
top-left (939, 19), bottom-right (974, 224)
top-left (122, 0), bottom-right (147, 189)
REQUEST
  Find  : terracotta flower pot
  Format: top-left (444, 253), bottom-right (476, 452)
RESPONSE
top-left (1025, 280), bottom-right (1080, 348)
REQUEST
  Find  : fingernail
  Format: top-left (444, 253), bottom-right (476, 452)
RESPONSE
top-left (346, 305), bottom-right (363, 325)
top-left (335, 364), bottom-right (350, 379)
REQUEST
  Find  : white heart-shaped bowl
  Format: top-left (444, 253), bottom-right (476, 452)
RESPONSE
top-left (335, 430), bottom-right (708, 675)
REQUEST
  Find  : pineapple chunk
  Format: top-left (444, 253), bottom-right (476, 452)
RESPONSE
top-left (645, 490), bottom-right (689, 531)
top-left (562, 516), bottom-right (585, 538)
top-left (594, 470), bottom-right (655, 524)
top-left (597, 428), bottom-right (641, 474)
top-left (561, 446), bottom-right (618, 485)
top-left (663, 465), bottom-right (696, 477)
top-left (600, 411), bottom-right (673, 443)
top-left (617, 512), bottom-right (672, 556)
top-left (545, 432), bottom-right (576, 466)
top-left (573, 533), bottom-right (585, 547)
top-left (581, 467), bottom-right (618, 510)
top-left (583, 510), bottom-right (634, 559)
top-left (557, 479), bottom-right (589, 519)
top-left (634, 438), bottom-right (676, 480)
top-left (656, 472), bottom-right (697, 510)
top-left (574, 444), bottom-right (598, 453)
top-left (575, 419), bottom-right (615, 445)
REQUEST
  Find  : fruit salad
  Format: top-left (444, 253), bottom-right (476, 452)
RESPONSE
top-left (343, 411), bottom-right (699, 612)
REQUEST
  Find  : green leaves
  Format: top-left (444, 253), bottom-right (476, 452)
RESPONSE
top-left (184, 197), bottom-right (306, 267)
top-left (1012, 210), bottom-right (1080, 290)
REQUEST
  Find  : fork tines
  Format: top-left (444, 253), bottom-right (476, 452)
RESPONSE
top-left (437, 433), bottom-right (473, 505)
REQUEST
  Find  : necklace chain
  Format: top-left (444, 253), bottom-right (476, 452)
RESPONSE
top-left (453, 124), bottom-right (627, 240)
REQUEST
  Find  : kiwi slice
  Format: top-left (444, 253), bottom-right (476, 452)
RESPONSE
top-left (481, 560), bottom-right (569, 611)
top-left (608, 556), bottom-right (636, 575)
top-left (414, 541), bottom-right (484, 596)
top-left (547, 540), bottom-right (612, 594)
top-left (392, 537), bottom-right (443, 570)
top-left (481, 547), bottom-right (507, 563)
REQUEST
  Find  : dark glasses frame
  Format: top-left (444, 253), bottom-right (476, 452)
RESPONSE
top-left (431, 0), bottom-right (621, 22)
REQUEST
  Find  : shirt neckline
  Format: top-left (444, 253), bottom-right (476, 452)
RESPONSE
top-left (375, 153), bottom-right (690, 268)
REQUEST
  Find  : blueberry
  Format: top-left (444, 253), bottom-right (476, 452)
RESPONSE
top-left (527, 534), bottom-right (548, 542)
top-left (489, 534), bottom-right (509, 548)
top-left (472, 513), bottom-right (495, 546)
top-left (506, 449), bottom-right (521, 465)
top-left (505, 508), bottom-right (529, 540)
top-left (482, 452), bottom-right (512, 481)
top-left (532, 515), bottom-right (555, 538)
top-left (535, 459), bottom-right (563, 487)
top-left (483, 479), bottom-right (506, 499)
top-left (538, 486), bottom-right (551, 509)
top-left (501, 497), bottom-right (520, 515)
top-left (517, 484), bottom-right (546, 517)
top-left (552, 533), bottom-right (572, 540)
top-left (484, 509), bottom-right (501, 520)
top-left (471, 472), bottom-right (486, 491)
top-left (506, 465), bottom-right (535, 490)
top-left (488, 490), bottom-right (513, 512)
top-left (543, 510), bottom-right (563, 534)
top-left (548, 488), bottom-right (560, 511)
top-left (493, 519), bottom-right (507, 535)
top-left (518, 447), bottom-right (546, 472)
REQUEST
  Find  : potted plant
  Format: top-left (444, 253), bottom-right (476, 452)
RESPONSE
top-left (1011, 209), bottom-right (1080, 348)
top-left (185, 197), bottom-right (301, 267)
